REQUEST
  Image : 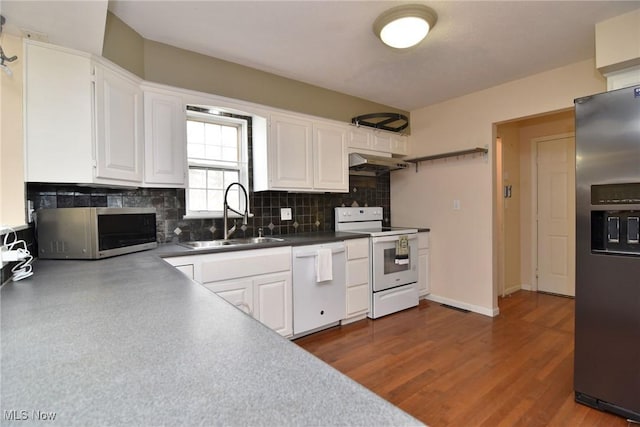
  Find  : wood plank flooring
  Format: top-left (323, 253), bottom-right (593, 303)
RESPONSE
top-left (295, 291), bottom-right (629, 427)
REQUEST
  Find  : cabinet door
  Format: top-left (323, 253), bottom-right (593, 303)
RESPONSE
top-left (94, 65), bottom-right (144, 183)
top-left (269, 114), bottom-right (313, 189)
top-left (418, 249), bottom-right (430, 297)
top-left (346, 283), bottom-right (370, 317)
top-left (24, 42), bottom-right (94, 183)
top-left (371, 133), bottom-right (392, 153)
top-left (253, 272), bottom-right (292, 337)
top-left (203, 279), bottom-right (254, 316)
top-left (391, 135), bottom-right (408, 156)
top-left (313, 123), bottom-right (348, 192)
top-left (174, 264), bottom-right (194, 279)
top-left (348, 128), bottom-right (371, 150)
top-left (143, 91), bottom-right (186, 186)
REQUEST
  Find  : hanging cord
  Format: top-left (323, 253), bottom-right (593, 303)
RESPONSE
top-left (0, 15), bottom-right (18, 77)
top-left (2, 227), bottom-right (34, 281)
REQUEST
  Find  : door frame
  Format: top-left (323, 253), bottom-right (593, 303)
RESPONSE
top-left (529, 132), bottom-right (575, 292)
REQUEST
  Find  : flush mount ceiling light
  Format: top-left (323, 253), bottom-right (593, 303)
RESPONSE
top-left (373, 4), bottom-right (437, 49)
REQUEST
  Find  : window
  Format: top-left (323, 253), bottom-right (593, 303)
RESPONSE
top-left (185, 109), bottom-right (249, 218)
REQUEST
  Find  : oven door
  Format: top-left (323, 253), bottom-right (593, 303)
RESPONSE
top-left (371, 234), bottom-right (418, 292)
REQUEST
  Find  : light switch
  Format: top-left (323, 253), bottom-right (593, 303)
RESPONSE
top-left (453, 199), bottom-right (461, 210)
top-left (281, 208), bottom-right (292, 221)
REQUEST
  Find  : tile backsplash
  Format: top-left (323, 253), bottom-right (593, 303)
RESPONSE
top-left (27, 174), bottom-right (390, 244)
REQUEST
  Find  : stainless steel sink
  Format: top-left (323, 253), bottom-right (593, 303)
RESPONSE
top-left (178, 237), bottom-right (285, 249)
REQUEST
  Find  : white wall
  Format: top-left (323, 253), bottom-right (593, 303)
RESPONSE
top-left (0, 34), bottom-right (25, 227)
top-left (391, 58), bottom-right (605, 316)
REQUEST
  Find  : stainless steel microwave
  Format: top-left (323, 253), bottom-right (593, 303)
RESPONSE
top-left (37, 207), bottom-right (158, 259)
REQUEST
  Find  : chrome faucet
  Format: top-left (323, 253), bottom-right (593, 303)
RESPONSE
top-left (223, 182), bottom-right (249, 240)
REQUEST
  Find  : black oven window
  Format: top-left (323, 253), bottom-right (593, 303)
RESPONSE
top-left (383, 247), bottom-right (410, 274)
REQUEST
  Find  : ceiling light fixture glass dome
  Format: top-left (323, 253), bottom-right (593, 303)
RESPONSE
top-left (373, 4), bottom-right (438, 49)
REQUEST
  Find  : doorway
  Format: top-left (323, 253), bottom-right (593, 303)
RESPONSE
top-left (533, 134), bottom-right (576, 296)
top-left (495, 110), bottom-right (576, 303)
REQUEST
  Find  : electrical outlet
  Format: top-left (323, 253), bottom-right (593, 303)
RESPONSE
top-left (280, 208), bottom-right (292, 221)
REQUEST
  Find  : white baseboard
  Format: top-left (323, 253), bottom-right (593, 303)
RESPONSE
top-left (425, 294), bottom-right (499, 317)
top-left (503, 285), bottom-right (521, 296)
top-left (341, 313), bottom-right (367, 325)
top-left (521, 283), bottom-right (533, 291)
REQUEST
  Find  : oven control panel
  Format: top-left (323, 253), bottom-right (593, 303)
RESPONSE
top-left (335, 207), bottom-right (383, 223)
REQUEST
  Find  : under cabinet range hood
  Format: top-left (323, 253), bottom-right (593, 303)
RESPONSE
top-left (348, 153), bottom-right (410, 175)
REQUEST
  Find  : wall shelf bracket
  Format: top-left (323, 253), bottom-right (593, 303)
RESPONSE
top-left (407, 147), bottom-right (488, 172)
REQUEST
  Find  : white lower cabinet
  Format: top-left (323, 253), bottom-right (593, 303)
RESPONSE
top-left (253, 272), bottom-right (292, 336)
top-left (204, 279), bottom-right (253, 316)
top-left (164, 247), bottom-right (293, 337)
top-left (343, 238), bottom-right (370, 323)
top-left (418, 232), bottom-right (430, 297)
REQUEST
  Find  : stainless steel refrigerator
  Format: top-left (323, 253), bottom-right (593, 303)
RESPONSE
top-left (574, 84), bottom-right (640, 421)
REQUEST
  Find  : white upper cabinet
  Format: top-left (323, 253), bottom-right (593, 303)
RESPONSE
top-left (347, 127), bottom-right (409, 156)
top-left (94, 64), bottom-right (144, 183)
top-left (313, 122), bottom-right (348, 191)
top-left (347, 128), bottom-right (371, 151)
top-left (24, 41), bottom-right (143, 186)
top-left (269, 113), bottom-right (314, 190)
top-left (142, 89), bottom-right (187, 186)
top-left (254, 112), bottom-right (348, 193)
top-left (25, 42), bottom-right (94, 183)
top-left (371, 132), bottom-right (392, 153)
top-left (391, 135), bottom-right (408, 155)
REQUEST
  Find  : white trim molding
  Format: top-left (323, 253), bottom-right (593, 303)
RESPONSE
top-left (425, 293), bottom-right (499, 317)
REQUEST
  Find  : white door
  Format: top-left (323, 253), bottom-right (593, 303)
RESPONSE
top-left (536, 135), bottom-right (576, 296)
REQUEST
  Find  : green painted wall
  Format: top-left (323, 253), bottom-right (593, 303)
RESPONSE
top-left (102, 12), bottom-right (409, 125)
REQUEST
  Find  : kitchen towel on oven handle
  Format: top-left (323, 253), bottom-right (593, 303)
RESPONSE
top-left (395, 235), bottom-right (409, 265)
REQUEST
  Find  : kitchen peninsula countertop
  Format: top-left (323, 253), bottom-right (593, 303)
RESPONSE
top-left (1, 233), bottom-right (423, 426)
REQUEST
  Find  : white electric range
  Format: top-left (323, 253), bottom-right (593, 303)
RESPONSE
top-left (335, 207), bottom-right (419, 319)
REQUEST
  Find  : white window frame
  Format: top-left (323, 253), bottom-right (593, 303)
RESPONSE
top-left (183, 110), bottom-right (250, 219)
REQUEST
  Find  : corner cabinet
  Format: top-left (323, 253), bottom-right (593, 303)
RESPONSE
top-left (253, 113), bottom-right (348, 193)
top-left (24, 40), bottom-right (143, 186)
top-left (142, 88), bottom-right (187, 186)
top-left (343, 238), bottom-right (370, 323)
top-left (417, 232), bottom-right (430, 297)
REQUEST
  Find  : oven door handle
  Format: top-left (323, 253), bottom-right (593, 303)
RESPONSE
top-left (372, 234), bottom-right (418, 244)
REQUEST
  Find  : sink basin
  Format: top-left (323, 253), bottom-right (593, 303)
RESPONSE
top-left (178, 237), bottom-right (285, 249)
top-left (236, 237), bottom-right (285, 244)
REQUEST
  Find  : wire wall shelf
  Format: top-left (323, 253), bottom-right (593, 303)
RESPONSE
top-left (406, 147), bottom-right (488, 172)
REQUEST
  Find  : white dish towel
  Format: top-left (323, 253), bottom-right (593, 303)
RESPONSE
top-left (316, 248), bottom-right (333, 282)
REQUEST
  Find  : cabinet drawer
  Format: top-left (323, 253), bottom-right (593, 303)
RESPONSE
top-left (347, 258), bottom-right (369, 286)
top-left (201, 247), bottom-right (291, 283)
top-left (346, 238), bottom-right (369, 260)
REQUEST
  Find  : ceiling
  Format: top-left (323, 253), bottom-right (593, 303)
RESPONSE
top-left (2, 1), bottom-right (639, 111)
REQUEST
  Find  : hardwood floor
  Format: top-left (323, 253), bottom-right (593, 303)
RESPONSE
top-left (295, 291), bottom-right (629, 427)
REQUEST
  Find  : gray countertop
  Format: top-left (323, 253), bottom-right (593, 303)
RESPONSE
top-left (1, 232), bottom-right (423, 426)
